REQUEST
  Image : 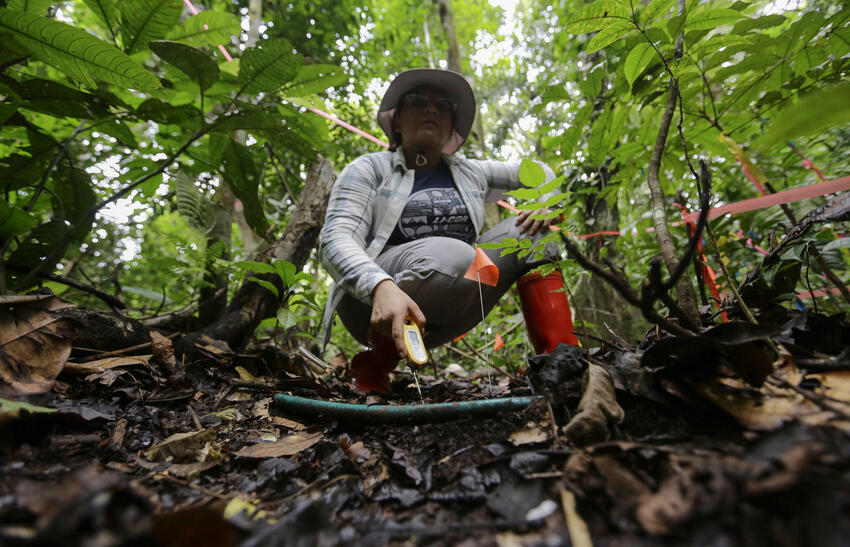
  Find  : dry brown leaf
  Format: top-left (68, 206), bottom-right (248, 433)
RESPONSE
top-left (0, 295), bottom-right (75, 394)
top-left (235, 431), bottom-right (323, 458)
top-left (809, 370), bottom-right (850, 404)
top-left (144, 428), bottom-right (218, 463)
top-left (272, 416), bottom-right (307, 430)
top-left (690, 377), bottom-right (840, 431)
top-left (509, 422), bottom-right (549, 446)
top-left (150, 331), bottom-right (177, 373)
top-left (164, 460), bottom-right (221, 478)
top-left (64, 355), bottom-right (153, 375)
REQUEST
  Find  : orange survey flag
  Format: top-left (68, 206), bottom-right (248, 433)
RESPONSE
top-left (493, 333), bottom-right (504, 351)
top-left (464, 247), bottom-right (499, 287)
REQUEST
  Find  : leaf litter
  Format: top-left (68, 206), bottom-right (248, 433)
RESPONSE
top-left (0, 298), bottom-right (849, 545)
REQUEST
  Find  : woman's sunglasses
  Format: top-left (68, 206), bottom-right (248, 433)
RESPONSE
top-left (402, 93), bottom-right (457, 115)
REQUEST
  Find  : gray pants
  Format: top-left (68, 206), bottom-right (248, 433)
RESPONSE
top-left (337, 217), bottom-right (554, 348)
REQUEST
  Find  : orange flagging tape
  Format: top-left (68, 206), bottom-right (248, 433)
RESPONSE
top-left (464, 247), bottom-right (499, 286)
top-left (683, 176), bottom-right (850, 224)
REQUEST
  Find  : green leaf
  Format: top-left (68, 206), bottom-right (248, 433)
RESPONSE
top-left (7, 0), bottom-right (52, 14)
top-left (509, 187), bottom-right (540, 200)
top-left (221, 139), bottom-right (268, 237)
top-left (282, 64), bottom-right (347, 97)
top-left (0, 200), bottom-right (37, 236)
top-left (731, 14), bottom-right (787, 34)
top-left (624, 42), bottom-right (656, 87)
top-left (119, 0), bottom-right (182, 53)
top-left (174, 171), bottom-right (215, 233)
top-left (272, 259), bottom-right (297, 287)
top-left (166, 11), bottom-right (240, 47)
top-left (276, 307), bottom-right (298, 329)
top-left (519, 159), bottom-right (546, 187)
top-left (823, 238), bottom-right (850, 253)
top-left (0, 8), bottom-right (160, 91)
top-left (52, 166), bottom-right (97, 241)
top-left (209, 133), bottom-right (229, 168)
top-left (685, 8), bottom-right (744, 31)
top-left (757, 82), bottom-right (850, 150)
top-left (642, 0), bottom-right (675, 23)
top-left (586, 20), bottom-right (635, 53)
top-left (0, 397), bottom-right (56, 420)
top-left (136, 98), bottom-right (202, 127)
top-left (565, 0), bottom-right (630, 34)
top-left (238, 39), bottom-right (302, 95)
top-left (15, 77), bottom-right (109, 119)
top-left (247, 276), bottom-right (278, 298)
top-left (588, 107), bottom-right (614, 165)
top-left (83, 0), bottom-right (119, 35)
top-left (234, 260), bottom-right (276, 274)
top-left (97, 118), bottom-right (138, 148)
top-left (149, 40), bottom-right (220, 92)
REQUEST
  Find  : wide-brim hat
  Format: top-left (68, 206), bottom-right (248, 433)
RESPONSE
top-left (377, 68), bottom-right (476, 155)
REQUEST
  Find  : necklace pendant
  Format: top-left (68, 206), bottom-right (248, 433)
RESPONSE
top-left (415, 153), bottom-right (427, 167)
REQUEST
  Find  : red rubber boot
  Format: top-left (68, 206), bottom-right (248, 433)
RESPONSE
top-left (517, 270), bottom-right (579, 354)
top-left (349, 334), bottom-right (399, 393)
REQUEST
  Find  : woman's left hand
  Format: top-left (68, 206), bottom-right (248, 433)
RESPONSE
top-left (515, 208), bottom-right (561, 236)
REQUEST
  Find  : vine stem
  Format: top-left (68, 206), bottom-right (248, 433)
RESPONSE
top-left (642, 0), bottom-right (700, 324)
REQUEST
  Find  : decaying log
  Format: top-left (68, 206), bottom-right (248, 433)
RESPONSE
top-left (176, 157), bottom-right (335, 355)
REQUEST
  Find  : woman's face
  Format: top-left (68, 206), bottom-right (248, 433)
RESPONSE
top-left (391, 86), bottom-right (455, 153)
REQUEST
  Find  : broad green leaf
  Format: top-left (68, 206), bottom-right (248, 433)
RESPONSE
top-left (166, 11), bottom-right (240, 47)
top-left (829, 27), bottom-right (850, 57)
top-left (0, 8), bottom-right (160, 91)
top-left (276, 307), bottom-right (298, 330)
top-left (519, 159), bottom-right (546, 187)
top-left (16, 77), bottom-right (109, 119)
top-left (149, 40), bottom-right (220, 92)
top-left (282, 64), bottom-right (347, 97)
top-left (757, 82), bottom-right (850, 149)
top-left (272, 259), bottom-right (297, 287)
top-left (97, 118), bottom-right (138, 147)
top-left (247, 276), bottom-right (279, 298)
top-left (235, 260), bottom-right (276, 274)
top-left (539, 176), bottom-right (564, 195)
top-left (642, 0), bottom-right (675, 23)
top-left (586, 20), bottom-right (635, 53)
top-left (565, 0), bottom-right (630, 35)
top-left (52, 166), bottom-right (97, 241)
top-left (174, 171), bottom-right (215, 233)
top-left (731, 14), bottom-right (787, 34)
top-left (509, 187), bottom-right (541, 200)
top-left (685, 8), bottom-right (744, 31)
top-left (823, 238), bottom-right (850, 253)
top-left (7, 0), bottom-right (52, 14)
top-left (83, 0), bottom-right (119, 35)
top-left (136, 98), bottom-right (202, 127)
top-left (221, 139), bottom-right (268, 237)
top-left (588, 107), bottom-right (614, 165)
top-left (208, 133), bottom-right (229, 168)
top-left (119, 0), bottom-right (182, 53)
top-left (0, 397), bottom-right (56, 421)
top-left (238, 39), bottom-right (302, 95)
top-left (0, 200), bottom-right (37, 236)
top-left (624, 42), bottom-right (656, 87)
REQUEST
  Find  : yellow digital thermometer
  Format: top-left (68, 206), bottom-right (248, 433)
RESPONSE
top-left (403, 318), bottom-right (428, 365)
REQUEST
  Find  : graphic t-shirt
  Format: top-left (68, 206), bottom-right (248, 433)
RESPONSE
top-left (387, 163), bottom-right (475, 245)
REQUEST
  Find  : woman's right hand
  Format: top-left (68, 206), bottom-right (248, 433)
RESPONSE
top-left (370, 279), bottom-right (426, 358)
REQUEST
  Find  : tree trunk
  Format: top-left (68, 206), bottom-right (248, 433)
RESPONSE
top-left (176, 158), bottom-right (335, 355)
top-left (198, 183), bottom-right (234, 326)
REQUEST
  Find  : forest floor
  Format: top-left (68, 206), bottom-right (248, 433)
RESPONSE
top-left (2, 311), bottom-right (850, 546)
